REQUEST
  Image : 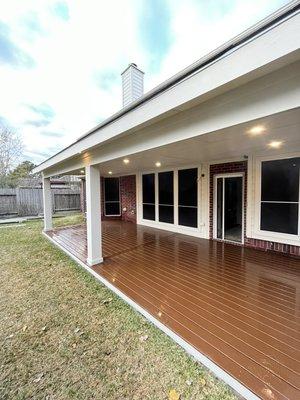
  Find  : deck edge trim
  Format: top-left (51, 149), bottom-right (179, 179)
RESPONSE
top-left (43, 231), bottom-right (261, 400)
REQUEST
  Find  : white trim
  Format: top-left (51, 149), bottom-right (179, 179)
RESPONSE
top-left (250, 152), bottom-right (300, 246)
top-left (155, 172), bottom-right (159, 222)
top-left (43, 231), bottom-right (260, 400)
top-left (201, 163), bottom-right (210, 239)
top-left (246, 155), bottom-right (254, 239)
top-left (87, 257), bottom-right (103, 266)
top-left (135, 172), bottom-right (141, 223)
top-left (138, 219), bottom-right (203, 238)
top-left (174, 169), bottom-right (179, 226)
top-left (213, 173), bottom-right (245, 244)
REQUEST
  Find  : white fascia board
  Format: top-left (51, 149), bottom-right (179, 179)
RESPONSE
top-left (35, 10), bottom-right (300, 175)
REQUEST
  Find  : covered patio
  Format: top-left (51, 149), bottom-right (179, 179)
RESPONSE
top-left (46, 220), bottom-right (300, 400)
top-left (35, 12), bottom-right (300, 398)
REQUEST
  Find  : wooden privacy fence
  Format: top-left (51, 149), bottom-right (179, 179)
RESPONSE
top-left (0, 187), bottom-right (81, 217)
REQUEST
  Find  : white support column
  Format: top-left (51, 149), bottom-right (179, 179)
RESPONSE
top-left (42, 176), bottom-right (52, 231)
top-left (86, 165), bottom-right (103, 266)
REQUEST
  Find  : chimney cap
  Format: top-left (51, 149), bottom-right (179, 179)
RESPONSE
top-left (121, 63), bottom-right (144, 75)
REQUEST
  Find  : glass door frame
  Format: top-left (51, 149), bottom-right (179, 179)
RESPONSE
top-left (213, 172), bottom-right (245, 244)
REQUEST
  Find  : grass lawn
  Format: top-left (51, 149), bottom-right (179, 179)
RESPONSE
top-left (0, 215), bottom-right (237, 400)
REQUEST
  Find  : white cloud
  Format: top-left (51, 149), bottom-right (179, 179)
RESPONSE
top-left (0, 0), bottom-right (289, 164)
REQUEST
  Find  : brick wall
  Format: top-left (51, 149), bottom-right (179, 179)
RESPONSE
top-left (80, 175), bottom-right (136, 223)
top-left (120, 175), bottom-right (136, 223)
top-left (209, 160), bottom-right (299, 257)
top-left (244, 237), bottom-right (300, 257)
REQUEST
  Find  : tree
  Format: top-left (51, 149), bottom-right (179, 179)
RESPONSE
top-left (5, 160), bottom-right (39, 187)
top-left (9, 160), bottom-right (36, 181)
top-left (0, 125), bottom-right (23, 177)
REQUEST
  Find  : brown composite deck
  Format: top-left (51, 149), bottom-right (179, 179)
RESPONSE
top-left (47, 221), bottom-right (300, 400)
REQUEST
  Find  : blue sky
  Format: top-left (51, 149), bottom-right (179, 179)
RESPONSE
top-left (0, 0), bottom-right (289, 164)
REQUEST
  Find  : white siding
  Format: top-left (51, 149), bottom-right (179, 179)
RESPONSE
top-left (122, 64), bottom-right (144, 107)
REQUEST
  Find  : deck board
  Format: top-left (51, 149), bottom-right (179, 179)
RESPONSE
top-left (47, 220), bottom-right (300, 400)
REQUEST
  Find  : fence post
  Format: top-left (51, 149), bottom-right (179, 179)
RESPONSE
top-left (15, 187), bottom-right (21, 216)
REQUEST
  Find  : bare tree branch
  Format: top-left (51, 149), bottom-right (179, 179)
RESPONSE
top-left (0, 125), bottom-right (24, 176)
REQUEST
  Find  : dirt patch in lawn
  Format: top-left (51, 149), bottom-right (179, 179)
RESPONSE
top-left (0, 214), bottom-right (237, 400)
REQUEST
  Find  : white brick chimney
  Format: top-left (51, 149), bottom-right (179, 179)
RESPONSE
top-left (121, 63), bottom-right (144, 108)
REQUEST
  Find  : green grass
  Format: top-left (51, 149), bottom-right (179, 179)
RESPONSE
top-left (0, 215), bottom-right (237, 400)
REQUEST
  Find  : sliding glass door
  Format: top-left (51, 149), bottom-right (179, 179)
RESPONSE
top-left (215, 175), bottom-right (243, 243)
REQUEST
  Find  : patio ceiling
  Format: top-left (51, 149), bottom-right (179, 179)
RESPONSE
top-left (70, 107), bottom-right (300, 177)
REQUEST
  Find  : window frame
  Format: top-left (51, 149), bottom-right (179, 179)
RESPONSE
top-left (139, 166), bottom-right (201, 233)
top-left (253, 153), bottom-right (300, 245)
top-left (104, 177), bottom-right (121, 217)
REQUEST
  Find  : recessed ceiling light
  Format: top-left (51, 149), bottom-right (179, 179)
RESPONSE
top-left (108, 171), bottom-right (112, 175)
top-left (268, 140), bottom-right (282, 149)
top-left (80, 169), bottom-right (84, 173)
top-left (123, 158), bottom-right (130, 164)
top-left (248, 125), bottom-right (266, 135)
top-left (155, 161), bottom-right (161, 167)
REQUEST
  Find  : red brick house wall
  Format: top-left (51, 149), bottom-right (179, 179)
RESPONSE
top-left (120, 175), bottom-right (136, 222)
top-left (80, 175), bottom-right (136, 223)
top-left (209, 161), bottom-right (300, 257)
top-left (244, 237), bottom-right (300, 257)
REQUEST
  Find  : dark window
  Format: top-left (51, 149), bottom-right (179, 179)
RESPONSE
top-left (260, 157), bottom-right (299, 235)
top-left (142, 174), bottom-right (155, 204)
top-left (104, 178), bottom-right (120, 216)
top-left (143, 204), bottom-right (155, 221)
top-left (159, 171), bottom-right (174, 223)
top-left (261, 203), bottom-right (298, 235)
top-left (178, 168), bottom-right (197, 206)
top-left (178, 168), bottom-right (198, 227)
top-left (142, 173), bottom-right (155, 221)
top-left (179, 207), bottom-right (197, 227)
top-left (261, 158), bottom-right (299, 202)
top-left (159, 171), bottom-right (174, 205)
top-left (105, 202), bottom-right (120, 216)
top-left (159, 205), bottom-right (174, 224)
